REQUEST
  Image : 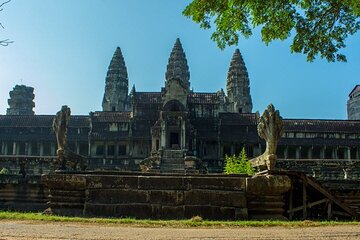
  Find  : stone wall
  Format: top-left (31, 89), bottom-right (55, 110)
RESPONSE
top-left (42, 172), bottom-right (291, 220)
top-left (0, 175), bottom-right (48, 212)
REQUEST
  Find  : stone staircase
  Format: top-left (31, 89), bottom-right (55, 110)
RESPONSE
top-left (160, 150), bottom-right (185, 173)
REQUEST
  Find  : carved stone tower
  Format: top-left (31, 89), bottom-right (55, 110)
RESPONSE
top-left (347, 85), bottom-right (360, 120)
top-left (165, 38), bottom-right (190, 92)
top-left (6, 85), bottom-right (35, 115)
top-left (102, 47), bottom-right (129, 112)
top-left (226, 49), bottom-right (252, 113)
top-left (156, 38), bottom-right (191, 156)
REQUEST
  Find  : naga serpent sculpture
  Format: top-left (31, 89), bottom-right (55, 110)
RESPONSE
top-left (52, 105), bottom-right (71, 170)
top-left (250, 104), bottom-right (284, 171)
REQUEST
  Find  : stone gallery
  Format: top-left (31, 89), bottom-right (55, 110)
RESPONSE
top-left (1, 39), bottom-right (360, 220)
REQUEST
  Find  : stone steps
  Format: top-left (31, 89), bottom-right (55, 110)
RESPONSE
top-left (160, 150), bottom-right (186, 173)
top-left (161, 163), bottom-right (185, 170)
top-left (162, 150), bottom-right (184, 158)
top-left (162, 158), bottom-right (184, 164)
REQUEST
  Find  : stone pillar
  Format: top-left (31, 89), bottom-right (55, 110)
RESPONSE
top-left (104, 142), bottom-right (107, 158)
top-left (88, 141), bottom-right (92, 157)
top-left (126, 139), bottom-right (134, 157)
top-left (295, 146), bottom-right (301, 159)
top-left (193, 133), bottom-right (197, 156)
top-left (13, 142), bottom-right (17, 155)
top-left (39, 143), bottom-right (44, 156)
top-left (115, 144), bottom-right (119, 158)
top-left (0, 142), bottom-right (4, 155)
top-left (76, 142), bottom-right (80, 155)
top-left (320, 146), bottom-right (325, 159)
top-left (181, 118), bottom-right (186, 149)
top-left (160, 121), bottom-right (166, 149)
top-left (217, 140), bottom-right (221, 159)
top-left (51, 143), bottom-right (56, 156)
top-left (3, 142), bottom-right (9, 155)
top-left (308, 147), bottom-right (312, 159)
top-left (26, 142), bottom-right (30, 155)
top-left (346, 147), bottom-right (351, 160)
top-left (284, 146), bottom-right (288, 159)
top-left (231, 144), bottom-right (235, 155)
top-left (333, 147), bottom-right (338, 159)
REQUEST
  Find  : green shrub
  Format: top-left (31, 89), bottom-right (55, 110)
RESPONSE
top-left (0, 168), bottom-right (9, 174)
top-left (224, 147), bottom-right (254, 175)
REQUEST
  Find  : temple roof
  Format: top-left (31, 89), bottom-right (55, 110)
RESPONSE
top-left (349, 85), bottom-right (360, 98)
top-left (133, 92), bottom-right (162, 104)
top-left (90, 111), bottom-right (131, 122)
top-left (283, 119), bottom-right (360, 133)
top-left (219, 113), bottom-right (257, 125)
top-left (0, 115), bottom-right (90, 128)
top-left (188, 92), bottom-right (220, 104)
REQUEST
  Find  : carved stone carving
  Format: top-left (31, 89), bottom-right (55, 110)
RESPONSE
top-left (53, 105), bottom-right (71, 155)
top-left (53, 106), bottom-right (86, 170)
top-left (250, 104), bottom-right (284, 171)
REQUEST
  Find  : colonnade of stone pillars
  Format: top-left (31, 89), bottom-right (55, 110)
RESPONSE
top-left (0, 141), bottom-right (80, 156)
top-left (280, 145), bottom-right (357, 160)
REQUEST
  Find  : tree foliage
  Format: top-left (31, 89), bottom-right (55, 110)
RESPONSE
top-left (183, 0), bottom-right (360, 62)
top-left (0, 0), bottom-right (12, 46)
top-left (224, 147), bottom-right (254, 175)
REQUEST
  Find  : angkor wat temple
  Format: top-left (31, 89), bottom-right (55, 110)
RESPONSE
top-left (1, 38), bottom-right (360, 175)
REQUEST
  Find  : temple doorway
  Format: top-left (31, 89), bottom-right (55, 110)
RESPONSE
top-left (170, 132), bottom-right (179, 148)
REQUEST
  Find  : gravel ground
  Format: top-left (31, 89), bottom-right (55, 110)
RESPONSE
top-left (1, 220), bottom-right (360, 240)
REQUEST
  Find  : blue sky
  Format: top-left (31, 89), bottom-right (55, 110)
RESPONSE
top-left (0, 0), bottom-right (359, 119)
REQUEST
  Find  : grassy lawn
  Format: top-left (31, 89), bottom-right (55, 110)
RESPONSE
top-left (0, 211), bottom-right (359, 228)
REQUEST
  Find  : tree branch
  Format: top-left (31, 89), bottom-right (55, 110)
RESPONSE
top-left (0, 0), bottom-right (12, 47)
top-left (0, 0), bottom-right (11, 11)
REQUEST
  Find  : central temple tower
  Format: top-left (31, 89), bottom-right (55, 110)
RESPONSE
top-left (102, 47), bottom-right (129, 111)
top-left (226, 49), bottom-right (252, 113)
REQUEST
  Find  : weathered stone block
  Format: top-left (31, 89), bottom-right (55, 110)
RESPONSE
top-left (189, 176), bottom-right (246, 191)
top-left (184, 205), bottom-right (213, 219)
top-left (184, 189), bottom-right (246, 208)
top-left (138, 176), bottom-right (188, 190)
top-left (148, 190), bottom-right (184, 205)
top-left (85, 203), bottom-right (153, 218)
top-left (86, 175), bottom-right (138, 189)
top-left (42, 174), bottom-right (86, 190)
top-left (246, 174), bottom-right (291, 195)
top-left (235, 208), bottom-right (248, 220)
top-left (86, 189), bottom-right (148, 204)
top-left (161, 205), bottom-right (185, 219)
top-left (211, 206), bottom-right (235, 220)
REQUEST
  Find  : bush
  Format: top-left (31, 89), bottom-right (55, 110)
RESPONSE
top-left (0, 168), bottom-right (9, 174)
top-left (224, 147), bottom-right (254, 175)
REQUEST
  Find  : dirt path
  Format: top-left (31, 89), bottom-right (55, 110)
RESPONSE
top-left (1, 220), bottom-right (360, 240)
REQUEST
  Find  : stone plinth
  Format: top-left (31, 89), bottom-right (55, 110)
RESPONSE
top-left (246, 174), bottom-right (292, 220)
top-left (42, 172), bottom-right (291, 220)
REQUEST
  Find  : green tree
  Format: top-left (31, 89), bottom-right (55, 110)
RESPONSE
top-left (183, 0), bottom-right (360, 62)
top-left (224, 147), bottom-right (254, 175)
top-left (0, 0), bottom-right (12, 46)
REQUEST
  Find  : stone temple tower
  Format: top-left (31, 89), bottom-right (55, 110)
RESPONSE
top-left (165, 38), bottom-right (190, 91)
top-left (102, 47), bottom-right (129, 112)
top-left (347, 85), bottom-right (360, 120)
top-left (226, 49), bottom-right (252, 113)
top-left (6, 85), bottom-right (35, 115)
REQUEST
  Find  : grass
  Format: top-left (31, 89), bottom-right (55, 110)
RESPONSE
top-left (0, 211), bottom-right (359, 228)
